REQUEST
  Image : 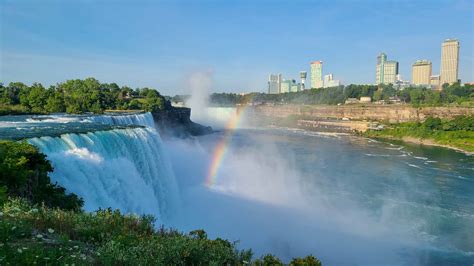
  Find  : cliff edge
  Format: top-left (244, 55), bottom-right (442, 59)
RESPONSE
top-left (152, 106), bottom-right (213, 138)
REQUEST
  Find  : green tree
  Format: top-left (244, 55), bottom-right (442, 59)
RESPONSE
top-left (0, 141), bottom-right (83, 211)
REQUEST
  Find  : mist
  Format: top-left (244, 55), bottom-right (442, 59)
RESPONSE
top-left (162, 126), bottom-right (431, 265)
top-left (185, 70), bottom-right (213, 123)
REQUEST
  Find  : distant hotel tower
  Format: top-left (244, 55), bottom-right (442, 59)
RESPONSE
top-left (268, 73), bottom-right (282, 94)
top-left (310, 61), bottom-right (323, 89)
top-left (376, 53), bottom-right (399, 85)
top-left (440, 39), bottom-right (460, 85)
top-left (412, 60), bottom-right (432, 85)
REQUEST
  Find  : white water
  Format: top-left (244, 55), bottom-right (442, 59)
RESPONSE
top-left (191, 107), bottom-right (241, 129)
top-left (87, 112), bottom-right (155, 127)
top-left (27, 113), bottom-right (178, 221)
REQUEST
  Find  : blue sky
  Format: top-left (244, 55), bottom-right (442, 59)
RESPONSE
top-left (1, 0), bottom-right (473, 95)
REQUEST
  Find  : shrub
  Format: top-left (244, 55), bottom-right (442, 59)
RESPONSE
top-left (0, 141), bottom-right (83, 211)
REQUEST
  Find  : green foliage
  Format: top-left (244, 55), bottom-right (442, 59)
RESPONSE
top-left (0, 78), bottom-right (169, 115)
top-left (290, 255), bottom-right (322, 266)
top-left (207, 83), bottom-right (474, 107)
top-left (0, 141), bottom-right (83, 211)
top-left (0, 198), bottom-right (261, 265)
top-left (365, 115), bottom-right (474, 153)
top-left (254, 254), bottom-right (284, 265)
top-left (423, 117), bottom-right (442, 130)
top-left (0, 186), bottom-right (7, 205)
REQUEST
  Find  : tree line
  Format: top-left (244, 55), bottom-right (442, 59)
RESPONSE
top-left (208, 83), bottom-right (473, 107)
top-left (0, 78), bottom-right (170, 115)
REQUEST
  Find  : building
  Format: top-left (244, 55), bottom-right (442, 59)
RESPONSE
top-left (310, 61), bottom-right (323, 88)
top-left (290, 82), bottom-right (300, 93)
top-left (430, 75), bottom-right (441, 90)
top-left (300, 71), bottom-right (307, 90)
top-left (393, 75), bottom-right (411, 90)
top-left (412, 60), bottom-right (432, 85)
top-left (268, 73), bottom-right (282, 94)
top-left (323, 74), bottom-right (341, 88)
top-left (280, 79), bottom-right (292, 93)
top-left (376, 53), bottom-right (399, 85)
top-left (360, 96), bottom-right (371, 103)
top-left (440, 39), bottom-right (460, 85)
top-left (345, 98), bottom-right (359, 104)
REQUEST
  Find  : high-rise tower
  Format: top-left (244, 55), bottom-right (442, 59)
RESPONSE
top-left (310, 61), bottom-right (323, 89)
top-left (376, 53), bottom-right (398, 85)
top-left (412, 60), bottom-right (432, 85)
top-left (268, 74), bottom-right (282, 94)
top-left (440, 39), bottom-right (460, 85)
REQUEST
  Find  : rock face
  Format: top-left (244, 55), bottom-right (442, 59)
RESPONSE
top-left (251, 104), bottom-right (474, 123)
top-left (151, 107), bottom-right (213, 138)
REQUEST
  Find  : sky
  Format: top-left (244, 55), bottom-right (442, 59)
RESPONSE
top-left (1, 0), bottom-right (473, 95)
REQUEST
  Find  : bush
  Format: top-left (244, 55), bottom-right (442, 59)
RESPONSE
top-left (423, 117), bottom-right (442, 130)
top-left (0, 141), bottom-right (83, 211)
top-left (0, 198), bottom-right (257, 265)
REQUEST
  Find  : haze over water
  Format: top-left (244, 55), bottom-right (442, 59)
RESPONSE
top-left (164, 108), bottom-right (474, 265)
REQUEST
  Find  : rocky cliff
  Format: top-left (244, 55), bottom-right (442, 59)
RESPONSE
top-left (152, 107), bottom-right (213, 138)
top-left (251, 104), bottom-right (474, 123)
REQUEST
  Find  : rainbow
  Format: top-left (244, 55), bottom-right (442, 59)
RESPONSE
top-left (205, 106), bottom-right (247, 187)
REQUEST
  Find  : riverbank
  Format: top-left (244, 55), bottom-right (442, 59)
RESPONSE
top-left (245, 105), bottom-right (474, 154)
top-left (362, 116), bottom-right (474, 154)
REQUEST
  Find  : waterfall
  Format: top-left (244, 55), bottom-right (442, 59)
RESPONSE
top-left (27, 113), bottom-right (179, 221)
top-left (87, 112), bottom-right (155, 127)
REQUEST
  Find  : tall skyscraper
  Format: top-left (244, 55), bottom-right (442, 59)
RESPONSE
top-left (376, 53), bottom-right (399, 85)
top-left (412, 60), bottom-right (432, 85)
top-left (310, 61), bottom-right (323, 88)
top-left (440, 39), bottom-right (460, 85)
top-left (268, 74), bottom-right (282, 94)
top-left (300, 71), bottom-right (307, 90)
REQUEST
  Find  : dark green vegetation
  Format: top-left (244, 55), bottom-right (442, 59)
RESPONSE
top-left (0, 141), bottom-right (322, 265)
top-left (0, 141), bottom-right (83, 211)
top-left (0, 78), bottom-right (169, 115)
top-left (209, 83), bottom-right (474, 107)
top-left (365, 115), bottom-right (474, 153)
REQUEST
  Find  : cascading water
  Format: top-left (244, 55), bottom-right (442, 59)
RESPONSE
top-left (25, 112), bottom-right (179, 221)
top-left (87, 112), bottom-right (155, 127)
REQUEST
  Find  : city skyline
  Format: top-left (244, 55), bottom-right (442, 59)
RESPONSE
top-left (1, 0), bottom-right (473, 94)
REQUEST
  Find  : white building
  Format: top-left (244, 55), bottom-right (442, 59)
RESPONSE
top-left (323, 74), bottom-right (341, 88)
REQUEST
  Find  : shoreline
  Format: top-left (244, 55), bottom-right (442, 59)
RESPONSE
top-left (366, 135), bottom-right (473, 156)
top-left (271, 124), bottom-right (473, 155)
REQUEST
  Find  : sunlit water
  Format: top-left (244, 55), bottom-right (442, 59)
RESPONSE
top-left (1, 111), bottom-right (473, 265)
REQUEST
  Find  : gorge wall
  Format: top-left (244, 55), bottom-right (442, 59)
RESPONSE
top-left (250, 104), bottom-right (474, 123)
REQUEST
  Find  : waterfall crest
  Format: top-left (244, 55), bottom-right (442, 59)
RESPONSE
top-left (87, 112), bottom-right (155, 127)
